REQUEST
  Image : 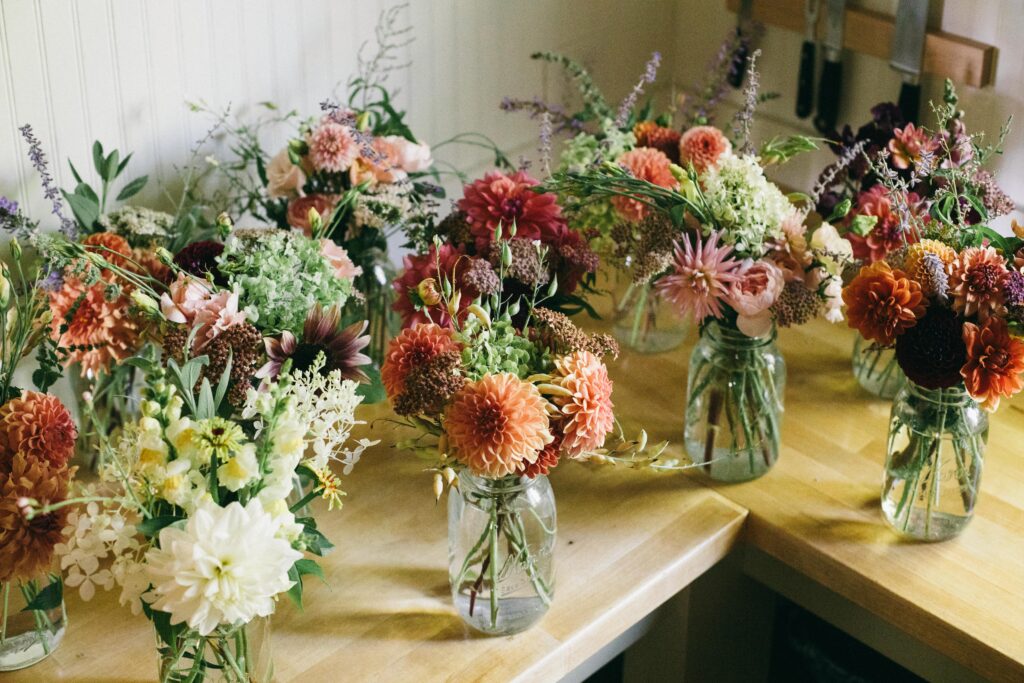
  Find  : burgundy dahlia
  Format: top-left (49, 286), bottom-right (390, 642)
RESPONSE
top-left (894, 306), bottom-right (967, 389)
top-left (174, 240), bottom-right (226, 285)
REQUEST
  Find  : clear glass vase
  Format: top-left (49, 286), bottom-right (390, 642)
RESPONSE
top-left (851, 336), bottom-right (905, 399)
top-left (0, 573), bottom-right (66, 671)
top-left (612, 282), bottom-right (688, 354)
top-left (156, 616), bottom-right (273, 683)
top-left (684, 321), bottom-right (786, 482)
top-left (69, 364), bottom-right (138, 471)
top-left (448, 472), bottom-right (556, 635)
top-left (882, 382), bottom-right (987, 541)
top-left (360, 249), bottom-right (400, 367)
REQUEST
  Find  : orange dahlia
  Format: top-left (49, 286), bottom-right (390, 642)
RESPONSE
top-left (49, 275), bottom-right (142, 377)
top-left (612, 147), bottom-right (678, 222)
top-left (444, 373), bottom-right (552, 478)
top-left (550, 351), bottom-right (615, 459)
top-left (0, 392), bottom-right (77, 470)
top-left (381, 324), bottom-right (461, 399)
top-left (904, 239), bottom-right (956, 280)
top-left (82, 231), bottom-right (132, 272)
top-left (678, 125), bottom-right (731, 174)
top-left (948, 246), bottom-right (1010, 322)
top-left (842, 261), bottom-right (926, 346)
top-left (961, 317), bottom-right (1024, 411)
top-left (0, 452), bottom-right (70, 582)
top-left (634, 121), bottom-right (682, 164)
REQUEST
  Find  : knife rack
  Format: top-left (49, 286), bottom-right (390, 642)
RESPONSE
top-left (724, 0), bottom-right (997, 87)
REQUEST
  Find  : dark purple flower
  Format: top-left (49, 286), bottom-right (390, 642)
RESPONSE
top-left (174, 240), bottom-right (226, 285)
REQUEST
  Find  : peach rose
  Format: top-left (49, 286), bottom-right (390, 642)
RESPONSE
top-left (287, 194), bottom-right (337, 235)
top-left (388, 136), bottom-right (432, 172)
top-left (726, 259), bottom-right (784, 338)
top-left (266, 148), bottom-right (306, 199)
top-left (160, 273), bottom-right (213, 325)
top-left (320, 239), bottom-right (362, 280)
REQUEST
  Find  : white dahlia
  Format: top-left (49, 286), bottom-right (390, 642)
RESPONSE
top-left (145, 499), bottom-right (301, 635)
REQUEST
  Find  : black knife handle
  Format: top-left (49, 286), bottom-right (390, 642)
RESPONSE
top-left (796, 41), bottom-right (816, 118)
top-left (898, 82), bottom-right (921, 124)
top-left (814, 59), bottom-right (842, 134)
top-left (728, 30), bottom-right (749, 88)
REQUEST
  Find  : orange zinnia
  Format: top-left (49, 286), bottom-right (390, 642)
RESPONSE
top-left (842, 261), bottom-right (926, 346)
top-left (961, 317), bottom-right (1024, 411)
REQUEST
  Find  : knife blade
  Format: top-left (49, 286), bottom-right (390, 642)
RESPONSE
top-left (813, 0), bottom-right (845, 134)
top-left (727, 0), bottom-right (754, 88)
top-left (796, 0), bottom-right (819, 118)
top-left (890, 0), bottom-right (929, 123)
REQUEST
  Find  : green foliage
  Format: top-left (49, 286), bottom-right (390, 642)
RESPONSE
top-left (63, 140), bottom-right (149, 232)
top-left (21, 577), bottom-right (63, 612)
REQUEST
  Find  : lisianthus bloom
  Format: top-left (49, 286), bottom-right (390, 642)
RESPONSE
top-left (550, 351), bottom-right (614, 459)
top-left (160, 273), bottom-right (213, 325)
top-left (656, 231), bottom-right (741, 322)
top-left (843, 261), bottom-right (926, 346)
top-left (266, 148), bottom-right (307, 199)
top-left (458, 170), bottom-right (565, 252)
top-left (948, 246), bottom-right (1010, 322)
top-left (0, 392), bottom-right (77, 469)
top-left (257, 304), bottom-right (371, 384)
top-left (767, 211), bottom-right (813, 282)
top-left (392, 243), bottom-right (469, 328)
top-left (961, 317), bottom-right (1024, 411)
top-left (287, 193), bottom-right (338, 235)
top-left (145, 499), bottom-right (302, 636)
top-left (381, 324), bottom-right (461, 398)
top-left (888, 122), bottom-right (939, 170)
top-left (846, 186), bottom-right (920, 262)
top-left (320, 240), bottom-right (362, 280)
top-left (0, 452), bottom-right (69, 582)
top-left (350, 137), bottom-right (407, 185)
top-left (726, 259), bottom-right (785, 337)
top-left (678, 125), bottom-right (731, 174)
top-left (49, 276), bottom-right (142, 377)
top-left (444, 373), bottom-right (552, 478)
top-left (307, 117), bottom-right (358, 173)
top-left (809, 222), bottom-right (853, 276)
top-left (612, 147), bottom-right (678, 222)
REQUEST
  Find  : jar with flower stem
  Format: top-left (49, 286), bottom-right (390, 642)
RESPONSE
top-left (851, 336), bottom-right (905, 399)
top-left (684, 320), bottom-right (786, 482)
top-left (448, 472), bottom-right (556, 635)
top-left (612, 281), bottom-right (688, 354)
top-left (882, 381), bottom-right (987, 541)
top-left (156, 616), bottom-right (273, 683)
top-left (0, 572), bottom-right (66, 671)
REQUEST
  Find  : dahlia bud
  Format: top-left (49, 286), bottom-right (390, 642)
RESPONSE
top-left (417, 278), bottom-right (441, 306)
top-left (9, 239), bottom-right (21, 262)
top-left (433, 472), bottom-right (444, 501)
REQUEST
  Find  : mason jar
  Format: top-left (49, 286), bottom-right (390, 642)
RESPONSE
top-left (448, 472), bottom-right (556, 635)
top-left (0, 572), bottom-right (66, 671)
top-left (684, 320), bottom-right (786, 482)
top-left (612, 281), bottom-right (688, 354)
top-left (851, 335), bottom-right (905, 399)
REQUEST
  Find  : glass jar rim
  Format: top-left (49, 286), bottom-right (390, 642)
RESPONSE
top-left (458, 471), bottom-right (542, 495)
top-left (904, 380), bottom-right (976, 405)
top-left (702, 319), bottom-right (776, 347)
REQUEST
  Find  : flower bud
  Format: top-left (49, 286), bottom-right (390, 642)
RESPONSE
top-left (0, 271), bottom-right (10, 308)
top-left (130, 289), bottom-right (159, 315)
top-left (443, 466), bottom-right (457, 486)
top-left (307, 207), bottom-right (323, 235)
top-left (216, 212), bottom-right (233, 238)
top-left (433, 472), bottom-right (444, 501)
top-left (9, 239), bottom-right (21, 262)
top-left (500, 241), bottom-right (513, 268)
top-left (1014, 219), bottom-right (1024, 239)
top-left (155, 246), bottom-right (175, 266)
top-left (493, 223), bottom-right (503, 242)
top-left (417, 278), bottom-right (441, 306)
top-left (508, 222), bottom-right (517, 238)
top-left (447, 290), bottom-right (462, 320)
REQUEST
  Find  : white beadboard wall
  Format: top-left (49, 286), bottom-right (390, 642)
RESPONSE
top-left (2, 0), bottom-right (1020, 231)
top-left (0, 0), bottom-right (678, 222)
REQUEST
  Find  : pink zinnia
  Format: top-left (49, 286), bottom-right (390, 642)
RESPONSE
top-left (457, 170), bottom-right (565, 252)
top-left (656, 231), bottom-right (742, 322)
top-left (612, 147), bottom-right (678, 222)
top-left (307, 117), bottom-right (358, 173)
top-left (679, 126), bottom-right (731, 174)
top-left (392, 243), bottom-right (469, 328)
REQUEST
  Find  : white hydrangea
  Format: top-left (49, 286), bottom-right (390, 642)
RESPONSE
top-left (701, 153), bottom-right (793, 258)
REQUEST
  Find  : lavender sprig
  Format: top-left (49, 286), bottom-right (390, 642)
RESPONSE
top-left (499, 96), bottom-right (582, 133)
top-left (684, 24), bottom-right (763, 127)
top-left (19, 124), bottom-right (77, 239)
top-left (538, 112), bottom-right (553, 177)
top-left (730, 49), bottom-right (762, 156)
top-left (319, 100), bottom-right (386, 165)
top-left (613, 52), bottom-right (661, 129)
top-left (811, 140), bottom-right (867, 206)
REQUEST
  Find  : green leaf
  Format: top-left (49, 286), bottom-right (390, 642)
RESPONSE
top-left (849, 214), bottom-right (878, 237)
top-left (356, 365), bottom-right (385, 404)
top-left (143, 602), bottom-right (181, 647)
top-left (136, 515), bottom-right (184, 538)
top-left (92, 140), bottom-right (105, 177)
top-left (61, 188), bottom-right (100, 230)
top-left (68, 159), bottom-right (84, 184)
top-left (212, 352), bottom-right (233, 409)
top-left (669, 204), bottom-right (687, 227)
top-left (286, 565), bottom-right (304, 609)
top-left (116, 175), bottom-right (148, 201)
top-left (294, 558), bottom-right (325, 582)
top-left (116, 152), bottom-right (133, 175)
top-left (827, 198), bottom-right (852, 223)
top-left (22, 578), bottom-right (62, 612)
top-left (104, 150), bottom-right (120, 182)
top-left (75, 182), bottom-right (99, 205)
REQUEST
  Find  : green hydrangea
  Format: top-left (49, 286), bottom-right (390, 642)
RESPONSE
top-left (701, 154), bottom-right (793, 259)
top-left (218, 230), bottom-right (353, 335)
top-left (458, 317), bottom-right (545, 380)
top-left (559, 123), bottom-right (636, 244)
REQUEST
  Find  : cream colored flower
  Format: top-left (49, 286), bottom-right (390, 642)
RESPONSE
top-left (217, 443), bottom-right (259, 492)
top-left (266, 148), bottom-right (307, 199)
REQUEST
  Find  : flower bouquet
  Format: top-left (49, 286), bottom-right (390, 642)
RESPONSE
top-left (840, 84), bottom-right (1022, 540)
top-left (0, 203), bottom-right (79, 670)
top-left (503, 30), bottom-right (758, 352)
top-left (382, 232), bottom-right (627, 635)
top-left (392, 168), bottom-right (599, 329)
top-left (814, 87), bottom-right (1015, 398)
top-left (546, 54), bottom-right (844, 481)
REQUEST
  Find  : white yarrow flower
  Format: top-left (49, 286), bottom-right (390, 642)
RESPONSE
top-left (145, 499), bottom-right (301, 636)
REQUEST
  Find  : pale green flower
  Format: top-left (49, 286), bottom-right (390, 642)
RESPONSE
top-left (701, 154), bottom-right (792, 259)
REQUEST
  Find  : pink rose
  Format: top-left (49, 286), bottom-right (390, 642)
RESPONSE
top-left (160, 273), bottom-right (213, 325)
top-left (387, 136), bottom-right (432, 172)
top-left (266, 148), bottom-right (307, 199)
top-left (320, 239), bottom-right (363, 280)
top-left (193, 290), bottom-right (246, 349)
top-left (349, 137), bottom-right (407, 186)
top-left (726, 259), bottom-right (784, 338)
top-left (287, 194), bottom-right (337, 235)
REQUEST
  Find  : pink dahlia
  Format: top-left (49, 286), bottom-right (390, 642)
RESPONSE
top-left (655, 231), bottom-right (742, 322)
top-left (612, 147), bottom-right (678, 222)
top-left (678, 125), bottom-right (731, 174)
top-left (846, 186), bottom-right (920, 262)
top-left (457, 170), bottom-right (565, 252)
top-left (550, 351), bottom-right (614, 459)
top-left (445, 373), bottom-right (552, 478)
top-left (948, 246), bottom-right (1010, 322)
top-left (392, 244), bottom-right (469, 328)
top-left (888, 123), bottom-right (939, 170)
top-left (307, 117), bottom-right (358, 173)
